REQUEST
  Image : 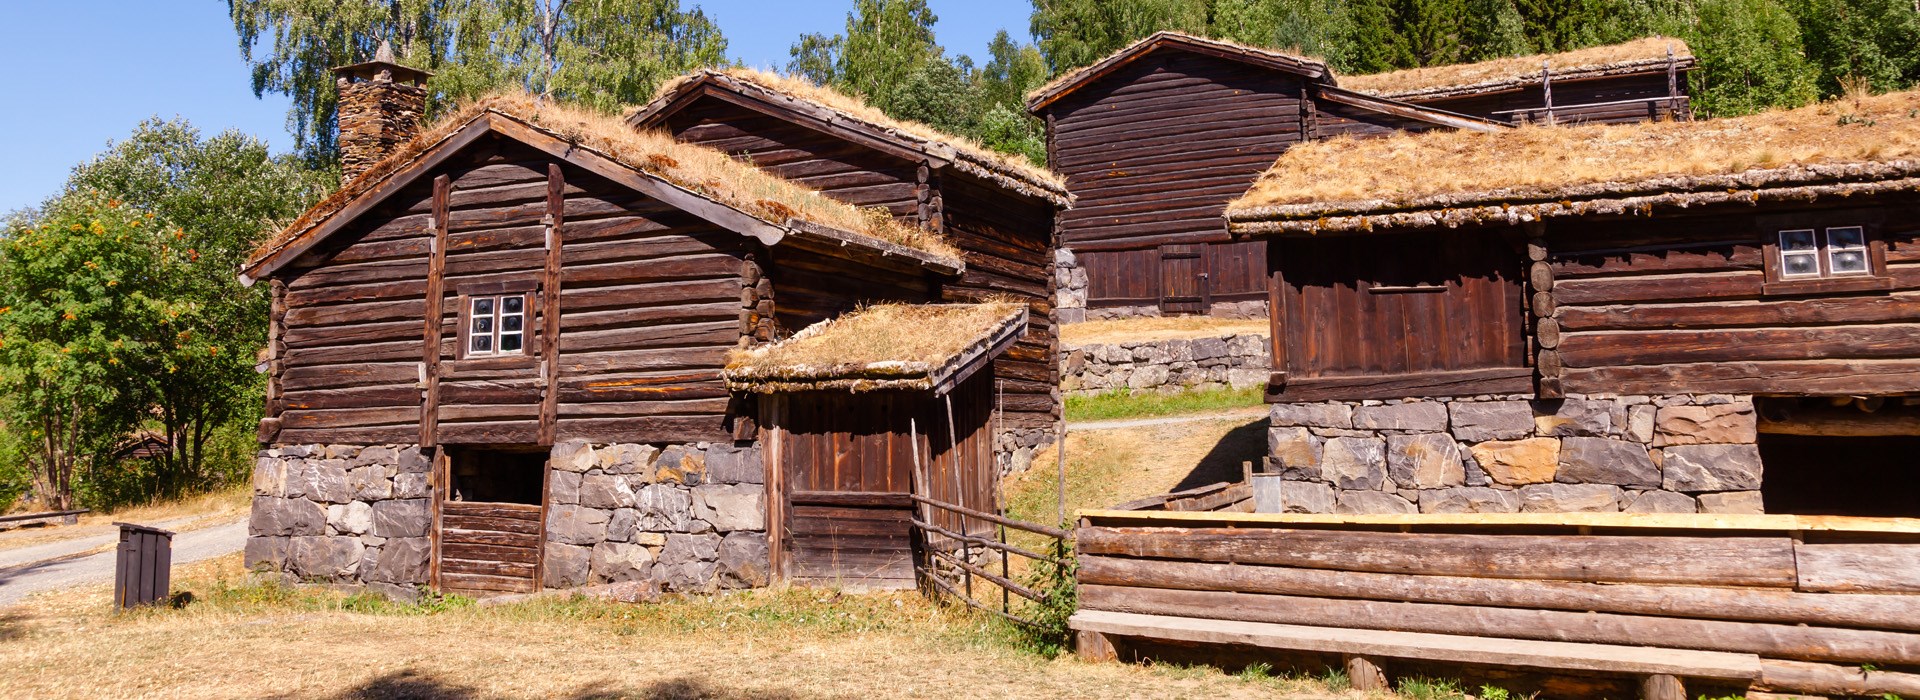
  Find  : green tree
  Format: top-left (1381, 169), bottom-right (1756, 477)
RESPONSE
top-left (230, 0), bottom-right (726, 162)
top-left (1683, 0), bottom-right (1820, 116)
top-left (1029, 0), bottom-right (1209, 73)
top-left (1789, 0), bottom-right (1920, 98)
top-left (59, 119), bottom-right (326, 503)
top-left (788, 0), bottom-right (945, 113)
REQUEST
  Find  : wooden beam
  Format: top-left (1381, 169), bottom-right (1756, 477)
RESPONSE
top-left (537, 162), bottom-right (564, 446)
top-left (1315, 86), bottom-right (1508, 133)
top-left (419, 174), bottom-right (450, 448)
top-left (1073, 509), bottom-right (1920, 535)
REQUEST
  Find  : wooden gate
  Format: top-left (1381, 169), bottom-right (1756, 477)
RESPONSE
top-left (436, 500), bottom-right (541, 594)
top-left (1159, 243), bottom-right (1209, 315)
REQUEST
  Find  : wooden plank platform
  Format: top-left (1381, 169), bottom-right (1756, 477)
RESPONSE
top-left (1069, 610), bottom-right (1763, 682)
top-left (1077, 509), bottom-right (1920, 535)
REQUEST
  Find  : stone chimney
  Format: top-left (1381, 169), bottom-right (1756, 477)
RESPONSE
top-left (333, 40), bottom-right (432, 184)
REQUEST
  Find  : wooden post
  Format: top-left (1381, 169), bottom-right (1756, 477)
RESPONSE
top-left (1055, 419), bottom-right (1067, 527)
top-left (537, 163), bottom-right (565, 446)
top-left (945, 393), bottom-right (971, 598)
top-left (1525, 223), bottom-right (1562, 399)
top-left (419, 174), bottom-right (451, 447)
top-left (1666, 46), bottom-right (1680, 120)
top-left (1541, 61), bottom-right (1555, 126)
top-left (1346, 655), bottom-right (1390, 692)
top-left (1077, 629), bottom-right (1117, 662)
top-left (1641, 674), bottom-right (1685, 700)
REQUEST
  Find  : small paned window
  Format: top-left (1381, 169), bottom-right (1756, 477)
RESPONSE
top-left (467, 294), bottom-right (527, 356)
top-left (1778, 226), bottom-right (1870, 279)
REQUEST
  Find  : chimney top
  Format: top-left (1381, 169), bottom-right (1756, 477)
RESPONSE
top-left (333, 40), bottom-right (433, 87)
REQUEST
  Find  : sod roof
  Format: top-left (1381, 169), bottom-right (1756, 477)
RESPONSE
top-left (244, 91), bottom-right (961, 280)
top-left (636, 68), bottom-right (1069, 205)
top-left (1225, 89), bottom-right (1920, 234)
top-left (724, 303), bottom-right (1028, 394)
top-left (1342, 37), bottom-right (1694, 101)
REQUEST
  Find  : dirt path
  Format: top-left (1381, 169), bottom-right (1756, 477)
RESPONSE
top-left (1068, 405), bottom-right (1269, 432)
top-left (0, 517), bottom-right (248, 607)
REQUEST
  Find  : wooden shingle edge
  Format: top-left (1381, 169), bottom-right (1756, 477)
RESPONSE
top-left (1025, 31), bottom-right (1334, 113)
top-left (722, 305), bottom-right (1027, 394)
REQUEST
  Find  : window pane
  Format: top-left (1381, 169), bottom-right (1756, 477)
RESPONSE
top-left (502, 295), bottom-right (523, 314)
top-left (500, 332), bottom-right (522, 353)
top-left (1828, 226), bottom-right (1865, 250)
top-left (1779, 229), bottom-right (1817, 251)
top-left (1832, 249), bottom-right (1869, 274)
top-left (472, 315), bottom-right (493, 333)
top-left (473, 297), bottom-right (494, 316)
top-left (502, 314), bottom-right (522, 332)
top-left (471, 334), bottom-right (492, 352)
top-left (1782, 252), bottom-right (1819, 277)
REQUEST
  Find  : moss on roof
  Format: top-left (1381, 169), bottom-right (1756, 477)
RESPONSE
top-left (644, 68), bottom-right (1068, 201)
top-left (724, 303), bottom-right (1027, 393)
top-left (1342, 37), bottom-right (1693, 100)
top-left (248, 90), bottom-right (960, 275)
top-left (1227, 88), bottom-right (1920, 232)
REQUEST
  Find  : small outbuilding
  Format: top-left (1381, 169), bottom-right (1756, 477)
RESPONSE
top-left (1226, 88), bottom-right (1920, 517)
top-left (1344, 37), bottom-right (1696, 125)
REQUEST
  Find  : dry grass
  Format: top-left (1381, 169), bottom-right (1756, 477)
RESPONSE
top-left (1062, 317), bottom-right (1269, 346)
top-left (250, 90), bottom-right (959, 275)
top-left (1229, 87), bottom-right (1920, 214)
top-left (1005, 416), bottom-right (1267, 523)
top-left (0, 485), bottom-right (249, 553)
top-left (1028, 32), bottom-right (1326, 107)
top-left (657, 68), bottom-right (1067, 194)
top-left (1342, 36), bottom-right (1691, 98)
top-left (0, 552), bottom-right (1356, 700)
top-left (725, 303), bottom-right (1025, 389)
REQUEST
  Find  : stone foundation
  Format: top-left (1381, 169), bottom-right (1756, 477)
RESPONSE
top-left (995, 425), bottom-right (1058, 477)
top-left (1054, 248), bottom-right (1089, 325)
top-left (1062, 334), bottom-right (1270, 396)
top-left (246, 444), bottom-right (433, 600)
top-left (1263, 394), bottom-right (1764, 514)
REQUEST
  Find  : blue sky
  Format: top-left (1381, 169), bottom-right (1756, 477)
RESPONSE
top-left (0, 0), bottom-right (1035, 215)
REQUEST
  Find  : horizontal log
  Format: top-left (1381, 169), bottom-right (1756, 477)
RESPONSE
top-left (1553, 271), bottom-right (1761, 305)
top-left (789, 491), bottom-right (912, 508)
top-left (1267, 368), bottom-right (1533, 403)
top-left (1079, 584), bottom-right (1920, 665)
top-left (1076, 556), bottom-right (1920, 631)
top-left (438, 571), bottom-right (536, 593)
top-left (440, 527), bottom-right (541, 546)
top-left (1076, 526), bottom-right (1797, 587)
top-left (440, 501), bottom-right (541, 519)
top-left (1796, 543), bottom-right (1920, 594)
top-left (1563, 359), bottom-right (1920, 396)
top-left (1758, 659), bottom-right (1920, 697)
top-left (1559, 324), bottom-right (1920, 367)
top-left (1556, 294), bottom-right (1920, 332)
top-left (440, 542), bottom-right (538, 565)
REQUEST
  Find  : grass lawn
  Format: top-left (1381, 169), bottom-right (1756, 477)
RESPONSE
top-left (1064, 386), bottom-right (1266, 423)
top-left (0, 553), bottom-right (1363, 700)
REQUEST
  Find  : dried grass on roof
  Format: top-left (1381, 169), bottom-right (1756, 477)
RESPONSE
top-left (1026, 31), bottom-right (1326, 106)
top-left (1228, 88), bottom-right (1920, 217)
top-left (251, 90), bottom-right (958, 270)
top-left (1342, 37), bottom-right (1691, 99)
top-left (725, 302), bottom-right (1025, 391)
top-left (653, 68), bottom-right (1066, 193)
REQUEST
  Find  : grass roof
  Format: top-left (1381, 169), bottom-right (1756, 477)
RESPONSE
top-left (724, 303), bottom-right (1027, 393)
top-left (247, 90), bottom-right (960, 275)
top-left (1226, 88), bottom-right (1920, 233)
top-left (1342, 37), bottom-right (1692, 100)
top-left (1025, 31), bottom-right (1329, 111)
top-left (644, 68), bottom-right (1069, 202)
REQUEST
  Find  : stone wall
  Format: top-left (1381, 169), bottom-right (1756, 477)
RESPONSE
top-left (1264, 394), bottom-right (1764, 515)
top-left (541, 440), bottom-right (768, 593)
top-left (336, 76), bottom-right (427, 184)
top-left (246, 444), bottom-right (434, 600)
top-left (1062, 334), bottom-right (1271, 396)
top-left (995, 425), bottom-right (1057, 478)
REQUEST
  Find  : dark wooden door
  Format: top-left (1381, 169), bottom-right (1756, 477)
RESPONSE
top-left (769, 391), bottom-right (921, 589)
top-left (1160, 243), bottom-right (1209, 314)
top-left (437, 500), bottom-right (541, 595)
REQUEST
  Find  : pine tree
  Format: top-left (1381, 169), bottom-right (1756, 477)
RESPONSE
top-left (1789, 0), bottom-right (1920, 98)
top-left (1684, 0), bottom-right (1820, 116)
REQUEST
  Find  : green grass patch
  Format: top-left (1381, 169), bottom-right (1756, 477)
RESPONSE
top-left (1065, 386), bottom-right (1263, 422)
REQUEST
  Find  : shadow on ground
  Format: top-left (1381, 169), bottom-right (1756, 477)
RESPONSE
top-left (0, 611), bottom-right (29, 642)
top-left (296, 668), bottom-right (802, 700)
top-left (1167, 418), bottom-right (1266, 493)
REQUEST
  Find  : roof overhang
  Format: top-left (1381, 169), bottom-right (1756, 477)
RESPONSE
top-left (723, 305), bottom-right (1028, 395)
top-left (1026, 32), bottom-right (1334, 114)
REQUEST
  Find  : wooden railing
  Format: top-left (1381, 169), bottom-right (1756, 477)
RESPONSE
top-left (909, 492), bottom-right (1071, 630)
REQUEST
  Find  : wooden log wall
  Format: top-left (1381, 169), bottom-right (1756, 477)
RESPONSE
top-left (1407, 72), bottom-right (1690, 126)
top-left (1544, 205), bottom-right (1920, 397)
top-left (1310, 95), bottom-right (1453, 139)
top-left (941, 176), bottom-right (1060, 429)
top-left (661, 98), bottom-right (921, 220)
top-left (1075, 512), bottom-right (1920, 695)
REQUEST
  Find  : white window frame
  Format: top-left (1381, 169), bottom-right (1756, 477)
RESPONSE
top-left (1776, 226), bottom-right (1872, 279)
top-left (466, 293), bottom-right (528, 357)
top-left (1825, 226), bottom-right (1870, 276)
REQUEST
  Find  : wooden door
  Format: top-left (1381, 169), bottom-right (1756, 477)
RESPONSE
top-left (768, 392), bottom-right (921, 589)
top-left (1160, 243), bottom-right (1209, 315)
top-left (433, 448), bottom-right (545, 596)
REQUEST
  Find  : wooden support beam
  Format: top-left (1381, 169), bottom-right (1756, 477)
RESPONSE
top-left (1641, 674), bottom-right (1685, 700)
top-left (419, 174), bottom-right (450, 447)
top-left (1346, 656), bottom-right (1389, 692)
top-left (1077, 629), bottom-right (1117, 662)
top-left (537, 162), bottom-right (565, 446)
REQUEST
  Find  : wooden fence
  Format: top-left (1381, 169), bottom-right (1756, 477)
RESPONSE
top-left (1072, 510), bottom-right (1920, 699)
top-left (910, 491), bottom-right (1071, 629)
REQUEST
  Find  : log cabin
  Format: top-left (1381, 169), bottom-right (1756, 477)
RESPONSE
top-left (1224, 87), bottom-right (1920, 518)
top-left (628, 68), bottom-right (1071, 472)
top-left (1031, 33), bottom-right (1693, 320)
top-left (243, 54), bottom-right (1020, 597)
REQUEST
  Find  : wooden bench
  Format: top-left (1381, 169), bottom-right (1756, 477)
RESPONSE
top-left (0, 509), bottom-right (88, 529)
top-left (1072, 610), bottom-right (1762, 699)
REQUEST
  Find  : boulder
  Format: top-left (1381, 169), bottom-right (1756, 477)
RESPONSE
top-left (590, 541), bottom-right (657, 583)
top-left (1320, 437), bottom-right (1387, 491)
top-left (1519, 483), bottom-right (1622, 513)
top-left (352, 446), bottom-right (396, 468)
top-left (636, 484), bottom-right (695, 532)
top-left (660, 561), bottom-right (719, 593)
top-left (1270, 403), bottom-right (1353, 429)
top-left (1268, 427), bottom-right (1323, 478)
top-left (1449, 401), bottom-right (1534, 442)
top-left (370, 499), bottom-right (430, 538)
top-left (1418, 487), bottom-right (1521, 514)
top-left (1533, 399), bottom-right (1613, 437)
top-left (1469, 438), bottom-right (1560, 486)
top-left (1625, 405), bottom-right (1658, 443)
top-left (717, 532), bottom-right (770, 589)
top-left (1127, 364), bottom-right (1171, 390)
top-left (654, 445), bottom-right (707, 486)
top-left (607, 508), bottom-right (639, 543)
top-left (1275, 481), bottom-right (1335, 514)
top-left (659, 533), bottom-right (723, 567)
top-left (1557, 437), bottom-right (1660, 488)
top-left (1623, 490), bottom-right (1698, 514)
top-left (329, 500), bottom-right (374, 536)
top-left (1698, 490), bottom-right (1765, 514)
top-left (692, 484), bottom-right (767, 532)
top-left (550, 439), bottom-right (596, 473)
top-left (598, 443), bottom-right (660, 476)
top-left (289, 536), bottom-right (364, 580)
top-left (365, 537), bottom-right (430, 584)
top-left (578, 471), bottom-right (637, 509)
top-left (250, 496), bottom-right (326, 537)
top-left (252, 457), bottom-right (288, 498)
top-left (545, 504), bottom-right (611, 545)
top-left (298, 461), bottom-right (354, 504)
top-left (1654, 404), bottom-right (1758, 446)
top-left (547, 470), bottom-right (582, 506)
top-left (396, 446), bottom-right (430, 474)
top-left (348, 466), bottom-right (392, 501)
top-left (1353, 402), bottom-right (1448, 432)
top-left (705, 445), bottom-right (765, 485)
top-left (1334, 491), bottom-right (1416, 514)
top-left (393, 472), bottom-right (431, 499)
top-left (1662, 444), bottom-right (1764, 493)
top-left (243, 535), bottom-right (290, 570)
top-left (1387, 434), bottom-right (1465, 490)
top-left (543, 543), bottom-right (591, 588)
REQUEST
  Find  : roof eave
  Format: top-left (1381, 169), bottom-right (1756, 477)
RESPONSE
top-left (1025, 31), bottom-right (1334, 114)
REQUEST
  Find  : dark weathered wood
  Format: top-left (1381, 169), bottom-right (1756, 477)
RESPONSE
top-left (1268, 368), bottom-right (1534, 403)
top-left (538, 162), bottom-right (565, 445)
top-left (1640, 674), bottom-right (1685, 700)
top-left (1347, 655), bottom-right (1389, 692)
top-left (420, 174), bottom-right (450, 447)
top-left (1563, 359), bottom-right (1920, 396)
top-left (1076, 527), bottom-right (1797, 587)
